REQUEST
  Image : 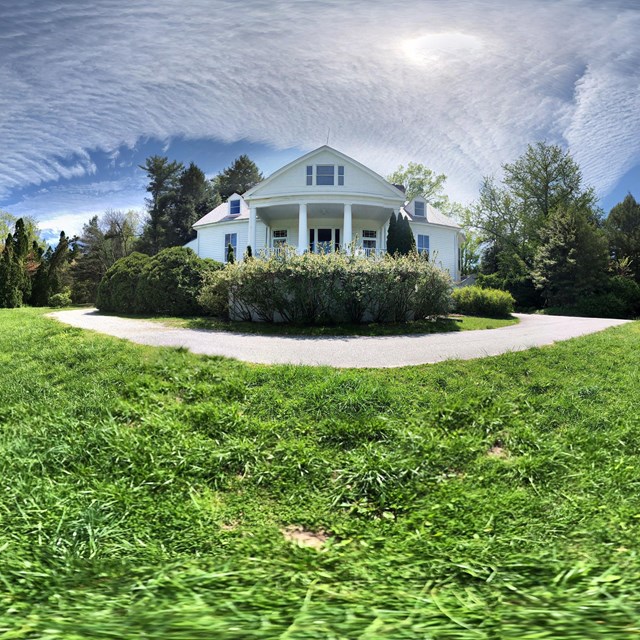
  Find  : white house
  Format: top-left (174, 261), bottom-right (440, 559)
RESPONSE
top-left (191, 146), bottom-right (463, 280)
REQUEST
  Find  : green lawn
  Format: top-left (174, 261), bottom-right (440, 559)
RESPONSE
top-left (1, 307), bottom-right (640, 638)
top-left (122, 312), bottom-right (518, 336)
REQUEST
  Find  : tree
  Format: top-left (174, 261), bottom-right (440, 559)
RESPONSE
top-left (471, 142), bottom-right (597, 274)
top-left (226, 243), bottom-right (235, 264)
top-left (387, 163), bottom-right (448, 207)
top-left (532, 205), bottom-right (608, 307)
top-left (605, 194), bottom-right (640, 282)
top-left (396, 214), bottom-right (416, 255)
top-left (31, 232), bottom-right (74, 306)
top-left (386, 211), bottom-right (399, 255)
top-left (213, 155), bottom-right (262, 201)
top-left (71, 210), bottom-right (140, 302)
top-left (138, 156), bottom-right (184, 254)
top-left (0, 234), bottom-right (22, 308)
top-left (165, 163), bottom-right (218, 246)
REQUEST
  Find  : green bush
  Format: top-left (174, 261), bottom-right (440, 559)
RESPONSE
top-left (452, 286), bottom-right (515, 318)
top-left (199, 247), bottom-right (452, 324)
top-left (135, 247), bottom-right (222, 316)
top-left (96, 248), bottom-right (222, 316)
top-left (48, 290), bottom-right (72, 308)
top-left (476, 273), bottom-right (542, 310)
top-left (96, 252), bottom-right (151, 313)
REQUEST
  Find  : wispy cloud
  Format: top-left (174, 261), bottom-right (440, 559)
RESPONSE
top-left (0, 0), bottom-right (639, 214)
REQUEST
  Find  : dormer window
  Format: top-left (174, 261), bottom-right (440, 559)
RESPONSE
top-left (414, 201), bottom-right (425, 217)
top-left (229, 199), bottom-right (241, 216)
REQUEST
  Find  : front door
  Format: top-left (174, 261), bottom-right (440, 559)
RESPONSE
top-left (309, 228), bottom-right (341, 253)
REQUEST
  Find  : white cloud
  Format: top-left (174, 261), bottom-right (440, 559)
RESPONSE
top-left (0, 0), bottom-right (639, 209)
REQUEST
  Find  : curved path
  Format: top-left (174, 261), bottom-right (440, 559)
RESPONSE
top-left (49, 309), bottom-right (630, 369)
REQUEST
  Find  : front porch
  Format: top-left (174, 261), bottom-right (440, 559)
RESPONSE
top-left (247, 201), bottom-right (399, 255)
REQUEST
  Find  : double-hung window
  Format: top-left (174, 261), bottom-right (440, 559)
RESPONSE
top-left (229, 199), bottom-right (241, 216)
top-left (316, 165), bottom-right (335, 185)
top-left (417, 234), bottom-right (429, 256)
top-left (224, 232), bottom-right (237, 262)
top-left (305, 165), bottom-right (345, 186)
top-left (272, 229), bottom-right (287, 248)
top-left (414, 201), bottom-right (425, 217)
top-left (362, 230), bottom-right (376, 256)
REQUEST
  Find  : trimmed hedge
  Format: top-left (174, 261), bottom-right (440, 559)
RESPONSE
top-left (97, 248), bottom-right (222, 316)
top-left (452, 286), bottom-right (515, 318)
top-left (199, 248), bottom-right (453, 324)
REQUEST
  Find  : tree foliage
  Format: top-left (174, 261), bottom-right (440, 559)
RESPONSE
top-left (72, 210), bottom-right (139, 302)
top-left (471, 142), bottom-right (597, 274)
top-left (386, 212), bottom-right (415, 256)
top-left (138, 157), bottom-right (218, 254)
top-left (213, 155), bottom-right (262, 201)
top-left (387, 163), bottom-right (448, 207)
top-left (605, 193), bottom-right (640, 282)
top-left (532, 205), bottom-right (608, 307)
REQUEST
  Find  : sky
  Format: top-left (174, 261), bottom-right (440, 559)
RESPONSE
top-left (1, 0), bottom-right (639, 244)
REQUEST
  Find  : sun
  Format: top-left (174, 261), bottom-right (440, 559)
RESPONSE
top-left (402, 32), bottom-right (484, 65)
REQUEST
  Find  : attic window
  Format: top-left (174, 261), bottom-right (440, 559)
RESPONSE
top-left (306, 165), bottom-right (313, 186)
top-left (338, 165), bottom-right (344, 186)
top-left (229, 199), bottom-right (241, 215)
top-left (316, 165), bottom-right (335, 186)
top-left (414, 201), bottom-right (425, 217)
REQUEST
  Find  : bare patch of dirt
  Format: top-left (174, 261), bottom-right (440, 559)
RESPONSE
top-left (281, 525), bottom-right (329, 549)
top-left (487, 445), bottom-right (509, 459)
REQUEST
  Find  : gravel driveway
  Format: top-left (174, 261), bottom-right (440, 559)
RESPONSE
top-left (49, 309), bottom-right (630, 369)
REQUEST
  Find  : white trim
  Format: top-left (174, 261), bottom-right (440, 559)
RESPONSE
top-left (244, 145), bottom-right (405, 201)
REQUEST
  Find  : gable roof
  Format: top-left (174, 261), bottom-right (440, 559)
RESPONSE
top-left (401, 202), bottom-right (461, 229)
top-left (193, 193), bottom-right (248, 228)
top-left (243, 145), bottom-right (406, 200)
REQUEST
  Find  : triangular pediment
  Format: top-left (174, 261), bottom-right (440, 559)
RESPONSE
top-left (244, 146), bottom-right (406, 202)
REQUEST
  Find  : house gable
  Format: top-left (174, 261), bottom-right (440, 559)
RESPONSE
top-left (244, 146), bottom-right (405, 203)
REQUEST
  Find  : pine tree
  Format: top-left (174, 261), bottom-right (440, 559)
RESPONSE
top-left (213, 155), bottom-right (263, 200)
top-left (0, 234), bottom-right (22, 308)
top-left (605, 193), bottom-right (640, 282)
top-left (227, 243), bottom-right (235, 264)
top-left (533, 205), bottom-right (608, 307)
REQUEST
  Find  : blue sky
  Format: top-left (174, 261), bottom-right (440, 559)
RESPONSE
top-left (1, 0), bottom-right (639, 244)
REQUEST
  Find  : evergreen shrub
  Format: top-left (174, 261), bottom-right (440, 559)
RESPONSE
top-left (96, 252), bottom-right (151, 313)
top-left (199, 247), bottom-right (452, 324)
top-left (135, 247), bottom-right (222, 316)
top-left (96, 248), bottom-right (222, 316)
top-left (452, 286), bottom-right (515, 318)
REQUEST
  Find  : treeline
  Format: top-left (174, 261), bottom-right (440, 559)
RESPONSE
top-left (466, 142), bottom-right (640, 318)
top-left (0, 154), bottom-right (262, 308)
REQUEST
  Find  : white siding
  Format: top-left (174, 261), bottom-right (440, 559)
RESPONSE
top-left (410, 222), bottom-right (459, 280)
top-left (249, 149), bottom-right (402, 201)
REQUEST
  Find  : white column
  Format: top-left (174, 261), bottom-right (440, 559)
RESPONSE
top-left (297, 203), bottom-right (308, 254)
top-left (343, 203), bottom-right (353, 252)
top-left (248, 206), bottom-right (257, 255)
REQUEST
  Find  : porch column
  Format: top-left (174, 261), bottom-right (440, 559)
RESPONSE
top-left (297, 203), bottom-right (308, 254)
top-left (343, 203), bottom-right (353, 252)
top-left (248, 206), bottom-right (257, 254)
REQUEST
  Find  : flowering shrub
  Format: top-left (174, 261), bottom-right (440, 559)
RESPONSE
top-left (199, 247), bottom-right (453, 324)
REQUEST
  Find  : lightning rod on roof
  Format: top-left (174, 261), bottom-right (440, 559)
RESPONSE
top-left (326, 127), bottom-right (330, 145)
